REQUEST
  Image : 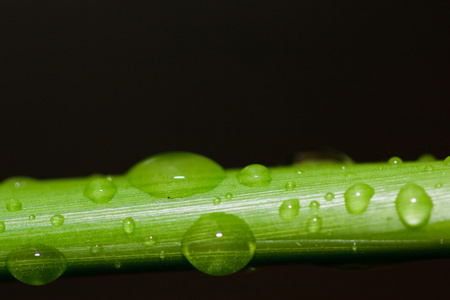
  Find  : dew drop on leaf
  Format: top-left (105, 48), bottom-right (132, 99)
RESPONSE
top-left (122, 217), bottom-right (136, 234)
top-left (127, 152), bottom-right (226, 198)
top-left (237, 164), bottom-right (271, 187)
top-left (324, 192), bottom-right (335, 201)
top-left (344, 183), bottom-right (375, 214)
top-left (84, 178), bottom-right (117, 204)
top-left (388, 156), bottom-right (403, 165)
top-left (307, 216), bottom-right (322, 233)
top-left (279, 199), bottom-right (300, 221)
top-left (6, 199), bottom-right (22, 212)
top-left (50, 214), bottom-right (65, 227)
top-left (309, 200), bottom-right (320, 212)
top-left (181, 212), bottom-right (256, 276)
top-left (395, 183), bottom-right (433, 229)
top-left (6, 246), bottom-right (66, 286)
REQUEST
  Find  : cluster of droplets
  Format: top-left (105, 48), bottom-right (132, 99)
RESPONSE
top-left (2, 151), bottom-right (449, 285)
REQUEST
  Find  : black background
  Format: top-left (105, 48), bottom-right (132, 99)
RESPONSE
top-left (1, 1), bottom-right (449, 299)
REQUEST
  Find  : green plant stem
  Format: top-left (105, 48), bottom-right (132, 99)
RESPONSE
top-left (1, 160), bottom-right (449, 279)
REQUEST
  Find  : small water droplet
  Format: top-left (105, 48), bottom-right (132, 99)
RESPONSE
top-left (213, 197), bottom-right (222, 205)
top-left (2, 176), bottom-right (37, 189)
top-left (114, 262), bottom-right (121, 269)
top-left (285, 181), bottom-right (296, 191)
top-left (395, 183), bottom-right (433, 229)
top-left (418, 154), bottom-right (437, 162)
top-left (324, 192), bottom-right (335, 201)
top-left (440, 239), bottom-right (444, 245)
top-left (435, 182), bottom-right (443, 188)
top-left (279, 199), bottom-right (300, 221)
top-left (237, 164), bottom-right (271, 187)
top-left (6, 199), bottom-right (22, 212)
top-left (0, 221), bottom-right (5, 234)
top-left (159, 251), bottom-right (166, 259)
top-left (84, 178), bottom-right (118, 204)
top-left (309, 201), bottom-right (320, 212)
top-left (388, 156), bottom-right (403, 165)
top-left (225, 192), bottom-right (233, 201)
top-left (423, 165), bottom-right (434, 172)
top-left (50, 214), bottom-right (65, 227)
top-left (6, 246), bottom-right (66, 285)
top-left (307, 216), bottom-right (322, 233)
top-left (181, 212), bottom-right (256, 276)
top-left (90, 244), bottom-right (103, 255)
top-left (127, 152), bottom-right (226, 198)
top-left (344, 172), bottom-right (357, 178)
top-left (352, 243), bottom-right (358, 252)
top-left (143, 236), bottom-right (156, 247)
top-left (29, 214), bottom-right (36, 220)
top-left (122, 217), bottom-right (136, 234)
top-left (444, 156), bottom-right (450, 166)
top-left (344, 183), bottom-right (375, 214)
top-left (288, 149), bottom-right (354, 166)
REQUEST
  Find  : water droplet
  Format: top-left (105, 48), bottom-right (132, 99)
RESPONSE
top-left (29, 214), bottom-right (36, 220)
top-left (213, 197), bottom-right (222, 205)
top-left (307, 216), bottom-right (322, 233)
top-left (395, 183), bottom-right (433, 229)
top-left (181, 212), bottom-right (256, 276)
top-left (309, 201), bottom-right (320, 212)
top-left (114, 262), bottom-right (121, 269)
top-left (225, 192), bottom-right (233, 201)
top-left (435, 182), bottom-right (443, 188)
top-left (6, 199), bottom-right (22, 212)
top-left (6, 246), bottom-right (66, 285)
top-left (352, 243), bottom-right (358, 252)
top-left (285, 181), bottom-right (296, 191)
top-left (122, 217), bottom-right (136, 234)
top-left (344, 172), bottom-right (357, 178)
top-left (423, 165), bottom-right (434, 172)
top-left (2, 176), bottom-right (37, 189)
top-left (0, 221), bottom-right (5, 234)
top-left (444, 156), bottom-right (450, 166)
top-left (90, 244), bottom-right (103, 255)
top-left (344, 183), bottom-right (375, 214)
top-left (237, 164), bottom-right (271, 187)
top-left (288, 149), bottom-right (354, 166)
top-left (324, 192), bottom-right (335, 201)
top-left (159, 251), bottom-right (166, 259)
top-left (418, 154), bottom-right (437, 162)
top-left (143, 236), bottom-right (156, 247)
top-left (279, 199), bottom-right (300, 221)
top-left (84, 178), bottom-right (117, 204)
top-left (388, 156), bottom-right (403, 165)
top-left (127, 152), bottom-right (226, 198)
top-left (50, 214), bottom-right (65, 227)
top-left (440, 239), bottom-right (444, 245)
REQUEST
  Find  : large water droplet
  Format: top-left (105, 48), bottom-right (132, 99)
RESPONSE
top-left (307, 216), bottom-right (322, 233)
top-left (324, 192), bottom-right (335, 201)
top-left (288, 149), bottom-right (354, 166)
top-left (127, 152), bottom-right (226, 198)
top-left (83, 178), bottom-right (118, 204)
top-left (181, 212), bottom-right (256, 276)
top-left (395, 183), bottom-right (433, 229)
top-left (0, 221), bottom-right (5, 234)
top-left (279, 199), bottom-right (300, 221)
top-left (418, 154), bottom-right (437, 162)
top-left (388, 156), bottom-right (403, 165)
top-left (6, 246), bottom-right (66, 286)
top-left (6, 199), bottom-right (22, 212)
top-left (122, 217), bottom-right (136, 234)
top-left (237, 164), bottom-right (271, 187)
top-left (344, 183), bottom-right (375, 214)
top-left (50, 214), bottom-right (65, 227)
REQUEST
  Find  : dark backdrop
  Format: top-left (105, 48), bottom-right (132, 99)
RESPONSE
top-left (1, 1), bottom-right (449, 299)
